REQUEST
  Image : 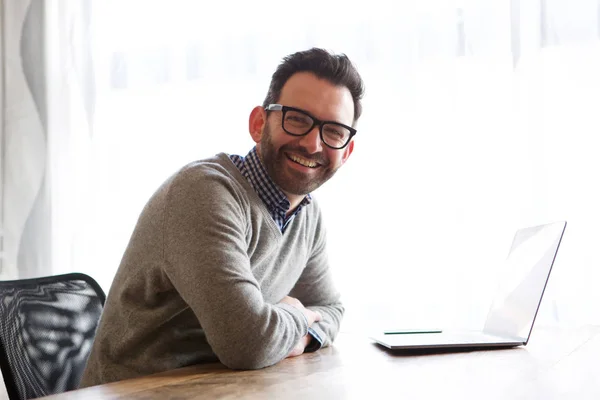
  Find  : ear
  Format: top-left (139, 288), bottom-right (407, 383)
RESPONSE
top-left (249, 106), bottom-right (267, 144)
top-left (340, 139), bottom-right (354, 165)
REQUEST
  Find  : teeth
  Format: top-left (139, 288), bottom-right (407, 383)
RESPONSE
top-left (289, 154), bottom-right (317, 168)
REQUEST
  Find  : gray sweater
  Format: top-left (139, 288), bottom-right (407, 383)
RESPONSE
top-left (80, 153), bottom-right (344, 386)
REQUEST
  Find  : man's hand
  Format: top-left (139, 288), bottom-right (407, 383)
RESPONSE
top-left (278, 296), bottom-right (322, 358)
top-left (278, 296), bottom-right (322, 326)
top-left (286, 334), bottom-right (312, 358)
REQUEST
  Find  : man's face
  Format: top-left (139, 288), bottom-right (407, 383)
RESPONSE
top-left (255, 72), bottom-right (355, 197)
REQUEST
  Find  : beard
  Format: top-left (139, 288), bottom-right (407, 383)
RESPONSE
top-left (259, 122), bottom-right (339, 196)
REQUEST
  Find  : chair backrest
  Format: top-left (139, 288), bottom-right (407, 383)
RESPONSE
top-left (0, 273), bottom-right (105, 400)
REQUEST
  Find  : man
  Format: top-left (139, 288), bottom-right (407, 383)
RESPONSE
top-left (80, 47), bottom-right (364, 386)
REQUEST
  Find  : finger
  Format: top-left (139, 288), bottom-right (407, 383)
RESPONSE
top-left (281, 295), bottom-right (300, 305)
top-left (314, 310), bottom-right (323, 322)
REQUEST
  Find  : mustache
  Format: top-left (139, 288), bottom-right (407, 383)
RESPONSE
top-left (280, 145), bottom-right (329, 166)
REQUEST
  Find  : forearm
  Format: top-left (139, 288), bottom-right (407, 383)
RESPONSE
top-left (166, 252), bottom-right (315, 369)
top-left (214, 302), bottom-right (309, 369)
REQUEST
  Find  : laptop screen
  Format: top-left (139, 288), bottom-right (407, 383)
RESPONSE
top-left (482, 221), bottom-right (567, 341)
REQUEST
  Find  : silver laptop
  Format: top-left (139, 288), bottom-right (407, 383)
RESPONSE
top-left (370, 221), bottom-right (567, 350)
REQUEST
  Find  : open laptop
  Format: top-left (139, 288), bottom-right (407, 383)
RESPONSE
top-left (370, 221), bottom-right (567, 350)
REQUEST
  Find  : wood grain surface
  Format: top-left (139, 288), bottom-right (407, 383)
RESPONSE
top-left (39, 326), bottom-right (600, 399)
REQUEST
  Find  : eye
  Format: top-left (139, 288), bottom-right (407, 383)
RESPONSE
top-left (323, 125), bottom-right (345, 138)
top-left (284, 111), bottom-right (312, 127)
top-left (287, 115), bottom-right (309, 123)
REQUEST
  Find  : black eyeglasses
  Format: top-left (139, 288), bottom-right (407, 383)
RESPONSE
top-left (265, 104), bottom-right (356, 149)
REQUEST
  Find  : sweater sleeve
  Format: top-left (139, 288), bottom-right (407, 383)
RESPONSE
top-left (288, 205), bottom-right (344, 350)
top-left (161, 165), bottom-right (308, 369)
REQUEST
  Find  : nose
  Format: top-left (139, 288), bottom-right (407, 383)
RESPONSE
top-left (298, 125), bottom-right (323, 154)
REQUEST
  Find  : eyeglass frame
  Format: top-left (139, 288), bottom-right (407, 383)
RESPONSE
top-left (265, 104), bottom-right (357, 150)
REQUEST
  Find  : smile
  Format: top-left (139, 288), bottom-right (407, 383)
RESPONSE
top-left (286, 153), bottom-right (320, 168)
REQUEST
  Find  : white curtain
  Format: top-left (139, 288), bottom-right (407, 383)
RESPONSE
top-left (3, 0), bottom-right (600, 336)
top-left (2, 0), bottom-right (52, 280)
top-left (1, 0), bottom-right (94, 281)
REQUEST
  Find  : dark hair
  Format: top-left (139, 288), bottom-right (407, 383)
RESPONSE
top-left (262, 48), bottom-right (365, 124)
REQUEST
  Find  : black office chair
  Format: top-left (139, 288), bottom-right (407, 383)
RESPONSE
top-left (0, 273), bottom-right (106, 400)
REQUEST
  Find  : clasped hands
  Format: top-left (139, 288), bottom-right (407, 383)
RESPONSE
top-left (278, 296), bottom-right (322, 358)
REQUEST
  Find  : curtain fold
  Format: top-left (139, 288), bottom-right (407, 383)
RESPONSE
top-left (1, 0), bottom-right (50, 280)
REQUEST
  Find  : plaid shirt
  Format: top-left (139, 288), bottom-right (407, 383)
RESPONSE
top-left (230, 147), bottom-right (312, 233)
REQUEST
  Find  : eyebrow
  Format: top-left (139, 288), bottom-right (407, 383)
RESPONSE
top-left (286, 105), bottom-right (351, 128)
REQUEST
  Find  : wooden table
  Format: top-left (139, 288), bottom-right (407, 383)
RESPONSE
top-left (41, 326), bottom-right (600, 399)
